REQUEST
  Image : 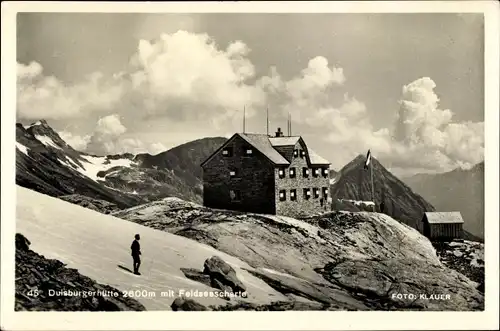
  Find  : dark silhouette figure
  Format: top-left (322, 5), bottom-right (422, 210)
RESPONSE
top-left (380, 201), bottom-right (386, 214)
top-left (131, 234), bottom-right (141, 275)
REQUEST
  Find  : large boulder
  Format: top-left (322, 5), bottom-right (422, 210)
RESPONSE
top-left (203, 256), bottom-right (246, 293)
top-left (171, 297), bottom-right (208, 311)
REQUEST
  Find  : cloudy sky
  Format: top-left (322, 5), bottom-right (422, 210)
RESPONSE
top-left (16, 13), bottom-right (484, 175)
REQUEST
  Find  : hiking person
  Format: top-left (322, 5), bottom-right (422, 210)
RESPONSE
top-left (379, 201), bottom-right (385, 214)
top-left (131, 234), bottom-right (141, 275)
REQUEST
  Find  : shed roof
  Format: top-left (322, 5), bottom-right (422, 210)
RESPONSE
top-left (424, 212), bottom-right (464, 224)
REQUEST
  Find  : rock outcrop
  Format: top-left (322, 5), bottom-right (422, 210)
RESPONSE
top-left (58, 195), bottom-right (120, 214)
top-left (180, 256), bottom-right (247, 299)
top-left (15, 233), bottom-right (146, 311)
top-left (171, 297), bottom-right (209, 311)
top-left (203, 256), bottom-right (247, 293)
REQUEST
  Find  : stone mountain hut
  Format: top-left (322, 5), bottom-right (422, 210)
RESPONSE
top-left (200, 128), bottom-right (331, 217)
top-left (421, 212), bottom-right (464, 241)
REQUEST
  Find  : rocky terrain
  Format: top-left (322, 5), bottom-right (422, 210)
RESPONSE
top-left (330, 155), bottom-right (435, 230)
top-left (403, 162), bottom-right (484, 241)
top-left (433, 240), bottom-right (484, 289)
top-left (15, 233), bottom-right (145, 311)
top-left (113, 197), bottom-right (484, 311)
top-left (58, 195), bottom-right (120, 214)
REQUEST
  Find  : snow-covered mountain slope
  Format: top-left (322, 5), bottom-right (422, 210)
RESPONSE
top-left (16, 186), bottom-right (289, 310)
top-left (113, 198), bottom-right (484, 310)
top-left (16, 121), bottom-right (143, 208)
top-left (16, 120), bottom-right (226, 207)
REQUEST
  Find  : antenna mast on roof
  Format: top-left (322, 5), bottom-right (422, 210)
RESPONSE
top-left (286, 113), bottom-right (289, 136)
top-left (266, 106), bottom-right (269, 137)
top-left (243, 106), bottom-right (246, 133)
top-left (290, 113), bottom-right (292, 136)
top-left (287, 113), bottom-right (292, 137)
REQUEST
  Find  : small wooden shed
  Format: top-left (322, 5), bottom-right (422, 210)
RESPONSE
top-left (422, 212), bottom-right (464, 241)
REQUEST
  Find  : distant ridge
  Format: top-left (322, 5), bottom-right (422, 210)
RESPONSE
top-left (403, 162), bottom-right (484, 240)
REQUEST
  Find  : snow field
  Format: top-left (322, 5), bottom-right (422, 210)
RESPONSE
top-left (16, 186), bottom-right (287, 310)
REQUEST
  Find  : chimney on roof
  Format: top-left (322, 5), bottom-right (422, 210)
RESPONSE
top-left (275, 127), bottom-right (284, 137)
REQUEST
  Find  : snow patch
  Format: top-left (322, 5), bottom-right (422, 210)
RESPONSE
top-left (77, 155), bottom-right (135, 181)
top-left (25, 121), bottom-right (42, 129)
top-left (35, 135), bottom-right (62, 150)
top-left (16, 142), bottom-right (30, 156)
top-left (340, 199), bottom-right (375, 206)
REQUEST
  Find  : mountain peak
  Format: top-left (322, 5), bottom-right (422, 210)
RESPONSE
top-left (331, 153), bottom-right (435, 230)
top-left (25, 119), bottom-right (49, 129)
top-left (27, 119), bottom-right (57, 136)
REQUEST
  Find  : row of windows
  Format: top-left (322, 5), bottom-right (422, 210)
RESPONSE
top-left (229, 187), bottom-right (329, 202)
top-left (278, 167), bottom-right (328, 179)
top-left (223, 147), bottom-right (307, 159)
top-left (278, 187), bottom-right (328, 201)
top-left (227, 167), bottom-right (328, 179)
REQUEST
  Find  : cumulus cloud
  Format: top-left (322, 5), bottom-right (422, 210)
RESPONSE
top-left (309, 76), bottom-right (483, 172)
top-left (17, 30), bottom-right (267, 125)
top-left (263, 56), bottom-right (346, 123)
top-left (388, 77), bottom-right (484, 171)
top-left (127, 31), bottom-right (265, 119)
top-left (17, 63), bottom-right (125, 120)
top-left (58, 131), bottom-right (91, 151)
top-left (60, 114), bottom-right (167, 156)
top-left (286, 56), bottom-right (345, 100)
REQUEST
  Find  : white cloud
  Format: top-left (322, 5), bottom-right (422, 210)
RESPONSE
top-left (286, 56), bottom-right (345, 97)
top-left (309, 77), bottom-right (484, 172)
top-left (94, 114), bottom-right (127, 137)
top-left (264, 56), bottom-right (346, 124)
top-left (58, 131), bottom-right (91, 151)
top-left (388, 77), bottom-right (484, 171)
top-left (126, 31), bottom-right (266, 122)
top-left (17, 61), bottom-right (43, 79)
top-left (17, 63), bottom-right (125, 120)
top-left (61, 114), bottom-right (166, 156)
top-left (17, 30), bottom-right (267, 125)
